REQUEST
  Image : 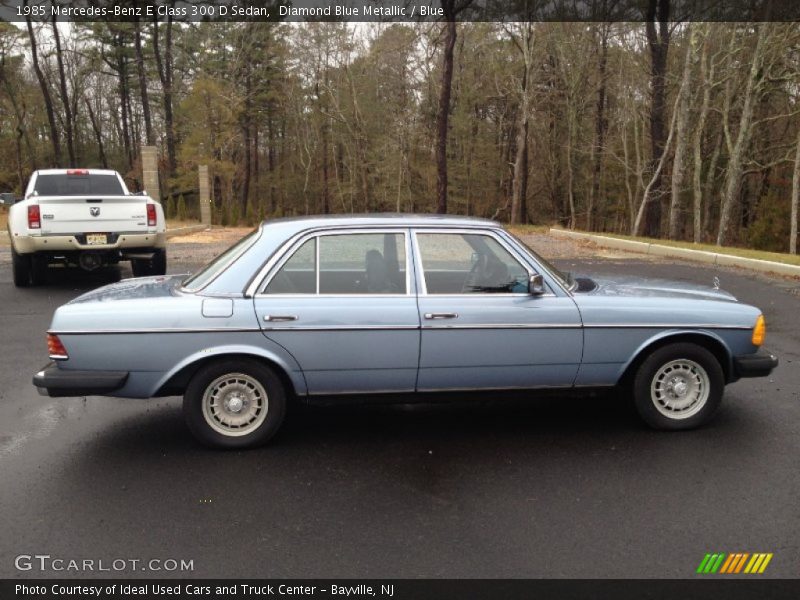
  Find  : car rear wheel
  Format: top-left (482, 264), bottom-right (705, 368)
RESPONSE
top-left (11, 247), bottom-right (32, 287)
top-left (632, 343), bottom-right (724, 430)
top-left (183, 358), bottom-right (286, 449)
top-left (131, 249), bottom-right (167, 277)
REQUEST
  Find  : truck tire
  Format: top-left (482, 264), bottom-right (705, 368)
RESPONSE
top-left (12, 247), bottom-right (32, 287)
top-left (30, 255), bottom-right (48, 286)
top-left (131, 249), bottom-right (167, 277)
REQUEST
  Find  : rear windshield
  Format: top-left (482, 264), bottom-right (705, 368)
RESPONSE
top-left (33, 174), bottom-right (125, 197)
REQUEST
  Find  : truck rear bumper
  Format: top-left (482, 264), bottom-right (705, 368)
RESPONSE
top-left (32, 362), bottom-right (129, 397)
top-left (12, 231), bottom-right (166, 254)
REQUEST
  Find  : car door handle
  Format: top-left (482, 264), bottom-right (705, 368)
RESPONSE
top-left (264, 315), bottom-right (298, 322)
top-left (424, 312), bottom-right (459, 320)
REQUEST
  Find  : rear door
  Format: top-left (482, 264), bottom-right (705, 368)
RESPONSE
top-left (253, 229), bottom-right (420, 395)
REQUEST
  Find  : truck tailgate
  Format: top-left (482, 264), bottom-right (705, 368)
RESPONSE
top-left (36, 196), bottom-right (152, 235)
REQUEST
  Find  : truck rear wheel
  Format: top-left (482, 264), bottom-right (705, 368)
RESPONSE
top-left (131, 249), bottom-right (167, 277)
top-left (11, 247), bottom-right (32, 287)
top-left (30, 255), bottom-right (48, 286)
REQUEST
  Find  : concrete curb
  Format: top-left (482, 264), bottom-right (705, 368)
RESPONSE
top-left (549, 228), bottom-right (800, 278)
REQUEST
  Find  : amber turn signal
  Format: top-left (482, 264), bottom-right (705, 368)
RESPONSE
top-left (751, 315), bottom-right (766, 346)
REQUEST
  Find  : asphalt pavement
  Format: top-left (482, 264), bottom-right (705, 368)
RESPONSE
top-left (0, 247), bottom-right (798, 579)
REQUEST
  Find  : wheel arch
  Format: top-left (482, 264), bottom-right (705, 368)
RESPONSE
top-left (153, 346), bottom-right (307, 399)
top-left (617, 330), bottom-right (734, 386)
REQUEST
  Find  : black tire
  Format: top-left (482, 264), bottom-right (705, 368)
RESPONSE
top-left (131, 248), bottom-right (167, 277)
top-left (30, 254), bottom-right (48, 286)
top-left (183, 358), bottom-right (287, 449)
top-left (632, 343), bottom-right (724, 430)
top-left (11, 246), bottom-right (32, 287)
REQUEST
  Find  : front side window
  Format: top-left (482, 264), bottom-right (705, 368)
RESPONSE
top-left (416, 232), bottom-right (529, 294)
top-left (264, 232), bottom-right (407, 295)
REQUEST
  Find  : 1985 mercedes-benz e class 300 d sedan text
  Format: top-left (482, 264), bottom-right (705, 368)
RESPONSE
top-left (33, 215), bottom-right (778, 448)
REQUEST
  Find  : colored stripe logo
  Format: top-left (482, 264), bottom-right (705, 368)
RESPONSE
top-left (696, 552), bottom-right (773, 574)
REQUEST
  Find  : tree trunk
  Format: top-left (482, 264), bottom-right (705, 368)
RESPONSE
top-left (25, 15), bottom-right (62, 167)
top-left (668, 25), bottom-right (695, 240)
top-left (51, 16), bottom-right (75, 166)
top-left (84, 96), bottom-right (108, 169)
top-left (436, 8), bottom-right (457, 214)
top-left (717, 24), bottom-right (767, 246)
top-left (588, 23), bottom-right (610, 231)
top-left (152, 11), bottom-right (177, 177)
top-left (644, 0), bottom-right (671, 237)
top-left (791, 125), bottom-right (800, 254)
top-left (134, 17), bottom-right (154, 145)
top-left (511, 56), bottom-right (530, 224)
top-left (691, 26), bottom-right (712, 243)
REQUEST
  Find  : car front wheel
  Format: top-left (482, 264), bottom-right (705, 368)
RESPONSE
top-left (183, 358), bottom-right (286, 448)
top-left (632, 343), bottom-right (724, 430)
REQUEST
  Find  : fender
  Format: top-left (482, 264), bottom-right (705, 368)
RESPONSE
top-left (152, 342), bottom-right (308, 397)
top-left (615, 328), bottom-right (734, 384)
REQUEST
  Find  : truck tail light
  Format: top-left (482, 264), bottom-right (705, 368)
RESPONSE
top-left (147, 203), bottom-right (157, 227)
top-left (67, 169), bottom-right (88, 176)
top-left (752, 314), bottom-right (766, 346)
top-left (28, 205), bottom-right (41, 229)
top-left (47, 334), bottom-right (69, 360)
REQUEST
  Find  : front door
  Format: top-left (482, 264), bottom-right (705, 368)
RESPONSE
top-left (253, 230), bottom-right (420, 395)
top-left (413, 230), bottom-right (583, 391)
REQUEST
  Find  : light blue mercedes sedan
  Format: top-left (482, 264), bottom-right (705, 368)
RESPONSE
top-left (33, 215), bottom-right (778, 448)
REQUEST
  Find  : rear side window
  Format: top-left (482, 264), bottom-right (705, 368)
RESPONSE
top-left (33, 174), bottom-right (125, 196)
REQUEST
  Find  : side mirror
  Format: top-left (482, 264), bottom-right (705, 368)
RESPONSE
top-left (529, 273), bottom-right (546, 296)
top-left (0, 192), bottom-right (16, 206)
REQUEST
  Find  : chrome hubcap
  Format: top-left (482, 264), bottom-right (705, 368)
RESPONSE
top-left (202, 373), bottom-right (268, 437)
top-left (650, 359), bottom-right (710, 420)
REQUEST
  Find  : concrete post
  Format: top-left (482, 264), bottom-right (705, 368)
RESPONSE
top-left (141, 146), bottom-right (160, 201)
top-left (199, 165), bottom-right (211, 226)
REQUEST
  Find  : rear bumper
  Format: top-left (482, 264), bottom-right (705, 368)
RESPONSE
top-left (32, 362), bottom-right (129, 397)
top-left (733, 348), bottom-right (778, 378)
top-left (12, 231), bottom-right (165, 254)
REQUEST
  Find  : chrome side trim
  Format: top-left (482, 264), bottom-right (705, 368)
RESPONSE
top-left (264, 325), bottom-right (420, 332)
top-left (421, 323), bottom-right (582, 330)
top-left (49, 328), bottom-right (264, 335)
top-left (582, 323), bottom-right (752, 330)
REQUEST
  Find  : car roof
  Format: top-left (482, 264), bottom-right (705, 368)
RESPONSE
top-left (259, 213), bottom-right (500, 237)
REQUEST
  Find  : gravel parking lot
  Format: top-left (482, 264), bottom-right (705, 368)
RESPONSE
top-left (0, 228), bottom-right (798, 578)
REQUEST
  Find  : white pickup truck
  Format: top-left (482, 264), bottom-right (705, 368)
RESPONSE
top-left (8, 169), bottom-right (166, 286)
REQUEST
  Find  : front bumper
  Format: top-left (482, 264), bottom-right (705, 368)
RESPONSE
top-left (32, 362), bottom-right (129, 397)
top-left (733, 348), bottom-right (779, 378)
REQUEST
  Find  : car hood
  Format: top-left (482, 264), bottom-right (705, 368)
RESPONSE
top-left (67, 274), bottom-right (187, 304)
top-left (583, 275), bottom-right (737, 302)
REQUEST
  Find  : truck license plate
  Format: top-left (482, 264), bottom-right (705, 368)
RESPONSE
top-left (86, 234), bottom-right (107, 245)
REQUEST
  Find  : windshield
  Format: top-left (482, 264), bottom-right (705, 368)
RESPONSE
top-left (505, 231), bottom-right (575, 291)
top-left (182, 229), bottom-right (260, 291)
top-left (34, 174), bottom-right (125, 196)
